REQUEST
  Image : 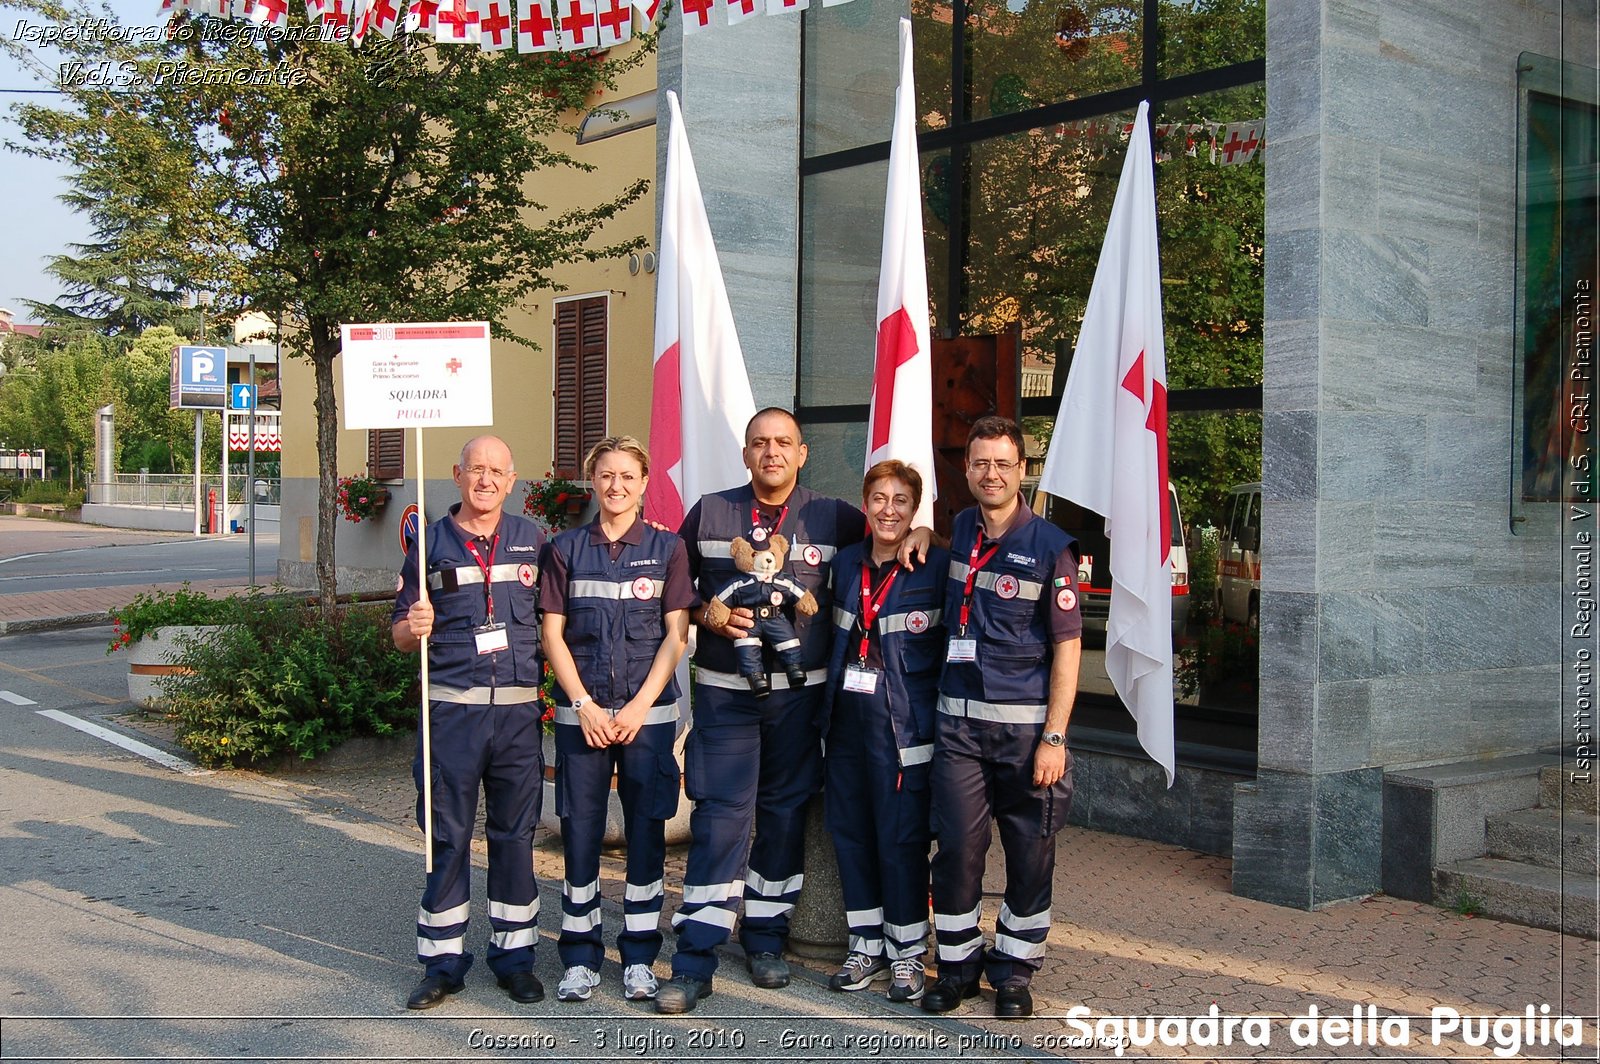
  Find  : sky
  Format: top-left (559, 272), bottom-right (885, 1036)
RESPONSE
top-left (1, 0), bottom-right (151, 324)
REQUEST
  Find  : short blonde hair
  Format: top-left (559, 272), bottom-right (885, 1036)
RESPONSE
top-left (583, 435), bottom-right (650, 480)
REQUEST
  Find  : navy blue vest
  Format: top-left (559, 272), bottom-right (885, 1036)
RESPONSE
top-left (691, 483), bottom-right (846, 677)
top-left (417, 511), bottom-right (545, 702)
top-left (824, 541), bottom-right (949, 766)
top-left (940, 507), bottom-right (1075, 707)
top-left (547, 521), bottom-right (682, 709)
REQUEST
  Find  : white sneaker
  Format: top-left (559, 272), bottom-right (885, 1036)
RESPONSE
top-left (828, 950), bottom-right (889, 991)
top-left (887, 957), bottom-right (926, 1002)
top-left (556, 965), bottom-right (600, 1002)
top-left (622, 963), bottom-right (659, 1000)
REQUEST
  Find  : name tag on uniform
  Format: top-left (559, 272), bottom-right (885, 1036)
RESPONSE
top-left (843, 666), bottom-right (880, 694)
top-left (946, 638), bottom-right (977, 663)
top-left (474, 623), bottom-right (509, 655)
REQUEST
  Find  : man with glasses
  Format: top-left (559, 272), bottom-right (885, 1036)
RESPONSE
top-left (392, 435), bottom-right (548, 1009)
top-left (922, 415), bottom-right (1082, 1020)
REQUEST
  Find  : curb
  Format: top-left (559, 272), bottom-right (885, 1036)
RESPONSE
top-left (0, 612), bottom-right (112, 636)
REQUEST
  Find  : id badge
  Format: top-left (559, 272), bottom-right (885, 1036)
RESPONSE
top-left (843, 665), bottom-right (880, 694)
top-left (474, 623), bottom-right (509, 655)
top-left (946, 638), bottom-right (977, 663)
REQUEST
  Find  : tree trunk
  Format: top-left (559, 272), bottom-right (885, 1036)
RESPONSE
top-left (311, 325), bottom-right (340, 622)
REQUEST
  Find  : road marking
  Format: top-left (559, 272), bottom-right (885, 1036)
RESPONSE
top-left (0, 659), bottom-right (121, 705)
top-left (0, 689), bottom-right (38, 705)
top-left (35, 709), bottom-right (210, 776)
top-left (0, 568), bottom-right (225, 584)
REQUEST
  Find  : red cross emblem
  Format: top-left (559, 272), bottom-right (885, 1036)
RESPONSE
top-left (560, 0), bottom-right (595, 44)
top-left (905, 610), bottom-right (929, 634)
top-left (479, 0), bottom-right (512, 43)
top-left (1120, 350), bottom-right (1171, 565)
top-left (631, 576), bottom-right (654, 600)
top-left (680, 0), bottom-right (712, 26)
top-left (769, 591), bottom-right (783, 606)
top-left (257, 0), bottom-right (288, 24)
top-left (517, 563), bottom-right (535, 587)
top-left (445, 357), bottom-right (462, 374)
top-left (1055, 587), bottom-right (1077, 612)
top-left (518, 0), bottom-right (554, 45)
top-left (802, 545), bottom-right (822, 566)
top-left (436, 0), bottom-right (477, 35)
top-left (367, 0), bottom-right (396, 26)
top-left (728, 0), bottom-right (755, 13)
top-left (995, 574), bottom-right (1020, 599)
top-left (411, 0), bottom-right (438, 27)
top-left (596, 0), bottom-right (630, 37)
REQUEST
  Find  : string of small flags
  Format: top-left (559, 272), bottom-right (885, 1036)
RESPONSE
top-left (1058, 117), bottom-right (1265, 165)
top-left (157, 0), bottom-right (861, 52)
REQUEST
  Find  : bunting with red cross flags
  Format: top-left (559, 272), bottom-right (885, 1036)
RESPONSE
top-left (1215, 120), bottom-right (1265, 165)
top-left (1038, 99), bottom-right (1176, 787)
top-left (247, 0), bottom-right (290, 29)
top-left (362, 0), bottom-right (402, 38)
top-left (516, 0), bottom-right (557, 49)
top-left (594, 0), bottom-right (630, 46)
top-left (433, 0), bottom-right (479, 43)
top-left (556, 0), bottom-right (596, 49)
top-left (405, 0), bottom-right (437, 32)
top-left (725, 0), bottom-right (760, 25)
top-left (678, 0), bottom-right (714, 32)
top-left (628, 0), bottom-right (658, 29)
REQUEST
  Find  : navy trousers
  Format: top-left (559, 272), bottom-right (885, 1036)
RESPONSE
top-left (928, 714), bottom-right (1071, 988)
top-left (413, 700), bottom-right (543, 980)
top-left (824, 687), bottom-right (932, 961)
top-left (669, 682), bottom-right (822, 980)
top-left (553, 719), bottom-right (678, 970)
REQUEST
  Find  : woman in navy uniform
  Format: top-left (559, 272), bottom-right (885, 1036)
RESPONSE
top-left (822, 460), bottom-right (948, 1004)
top-left (539, 436), bottom-right (694, 1003)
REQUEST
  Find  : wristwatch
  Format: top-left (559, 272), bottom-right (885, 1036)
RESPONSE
top-left (1040, 731), bottom-right (1066, 747)
top-left (572, 695), bottom-right (591, 712)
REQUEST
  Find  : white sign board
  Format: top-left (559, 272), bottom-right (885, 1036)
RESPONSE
top-left (340, 322), bottom-right (494, 429)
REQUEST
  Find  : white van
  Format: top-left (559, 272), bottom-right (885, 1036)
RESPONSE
top-left (1218, 482), bottom-right (1261, 627)
top-left (1056, 483), bottom-right (1191, 639)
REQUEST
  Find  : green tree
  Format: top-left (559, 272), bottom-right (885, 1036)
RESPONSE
top-left (110, 326), bottom-right (201, 473)
top-left (7, 4), bottom-right (651, 612)
top-left (0, 335), bottom-right (112, 489)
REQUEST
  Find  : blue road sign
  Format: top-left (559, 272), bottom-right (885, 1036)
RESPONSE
top-left (231, 383), bottom-right (256, 411)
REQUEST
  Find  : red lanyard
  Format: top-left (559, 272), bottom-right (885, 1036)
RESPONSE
top-left (464, 533), bottom-right (500, 622)
top-left (855, 561), bottom-right (901, 663)
top-left (750, 502), bottom-right (788, 543)
top-left (958, 529), bottom-right (1000, 636)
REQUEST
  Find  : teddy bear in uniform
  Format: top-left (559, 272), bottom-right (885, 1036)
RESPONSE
top-left (701, 534), bottom-right (819, 698)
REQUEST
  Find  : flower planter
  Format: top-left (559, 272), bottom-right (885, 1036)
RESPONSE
top-left (126, 624), bottom-right (232, 708)
top-left (540, 724), bottom-right (692, 846)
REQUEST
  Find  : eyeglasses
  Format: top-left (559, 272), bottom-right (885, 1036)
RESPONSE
top-left (462, 465), bottom-right (512, 480)
top-left (967, 459), bottom-right (1020, 475)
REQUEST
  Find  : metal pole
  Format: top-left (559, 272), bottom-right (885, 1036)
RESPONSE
top-left (247, 336), bottom-right (260, 586)
top-left (416, 427), bottom-right (433, 873)
top-left (221, 407), bottom-right (229, 535)
top-left (193, 411), bottom-right (203, 536)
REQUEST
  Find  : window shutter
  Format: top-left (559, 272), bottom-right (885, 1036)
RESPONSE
top-left (368, 429), bottom-right (405, 481)
top-left (553, 296), bottom-right (607, 479)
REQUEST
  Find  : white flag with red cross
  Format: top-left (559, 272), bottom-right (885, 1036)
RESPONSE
top-left (629, 0), bottom-right (658, 28)
top-left (678, 0), bottom-right (714, 33)
top-left (249, 0), bottom-right (290, 28)
top-left (1038, 99), bottom-right (1175, 787)
top-left (865, 17), bottom-right (935, 528)
top-left (1215, 120), bottom-right (1264, 165)
top-left (556, 0), bottom-right (597, 49)
top-left (434, 0), bottom-right (480, 42)
top-left (406, 0), bottom-right (438, 32)
top-left (476, 0), bottom-right (516, 48)
top-left (362, 0), bottom-right (403, 38)
top-left (725, 0), bottom-right (759, 24)
top-left (516, 0), bottom-right (558, 49)
top-left (594, 0), bottom-right (631, 46)
top-left (643, 90), bottom-right (757, 533)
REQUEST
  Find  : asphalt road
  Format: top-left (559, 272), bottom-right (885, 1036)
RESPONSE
top-left (0, 531), bottom-right (279, 595)
top-left (0, 625), bottom-right (1043, 1063)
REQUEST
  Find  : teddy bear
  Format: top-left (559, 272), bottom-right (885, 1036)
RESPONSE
top-left (701, 534), bottom-right (820, 698)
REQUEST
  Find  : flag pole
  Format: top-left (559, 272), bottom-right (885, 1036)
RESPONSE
top-left (416, 426), bottom-right (433, 873)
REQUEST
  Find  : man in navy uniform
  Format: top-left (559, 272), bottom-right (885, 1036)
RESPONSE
top-left (922, 415), bottom-right (1082, 1020)
top-left (393, 435), bottom-right (547, 1010)
top-left (657, 408), bottom-right (930, 1014)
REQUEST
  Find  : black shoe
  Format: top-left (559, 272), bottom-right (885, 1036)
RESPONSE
top-left (748, 673), bottom-right (771, 698)
top-left (406, 973), bottom-right (464, 1010)
top-left (655, 974), bottom-right (713, 1014)
top-left (745, 951), bottom-right (791, 988)
top-left (994, 982), bottom-right (1033, 1018)
top-left (784, 666), bottom-right (808, 688)
top-left (919, 974), bottom-right (980, 1013)
top-left (496, 971), bottom-right (545, 1004)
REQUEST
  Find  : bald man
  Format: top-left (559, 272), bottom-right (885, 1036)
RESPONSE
top-left (393, 436), bottom-right (548, 1009)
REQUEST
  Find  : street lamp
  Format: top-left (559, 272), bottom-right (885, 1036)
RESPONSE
top-left (186, 290), bottom-right (215, 343)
